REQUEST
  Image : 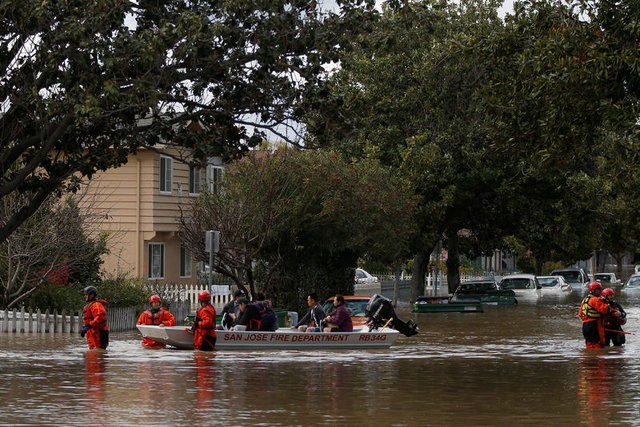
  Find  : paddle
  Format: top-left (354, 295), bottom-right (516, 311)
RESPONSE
top-left (605, 329), bottom-right (633, 335)
top-left (380, 317), bottom-right (393, 332)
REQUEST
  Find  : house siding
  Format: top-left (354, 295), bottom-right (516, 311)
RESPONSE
top-left (79, 148), bottom-right (202, 284)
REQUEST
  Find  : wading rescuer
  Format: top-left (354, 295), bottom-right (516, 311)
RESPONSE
top-left (191, 290), bottom-right (217, 351)
top-left (136, 295), bottom-right (176, 348)
top-left (579, 282), bottom-right (617, 349)
top-left (81, 286), bottom-right (109, 350)
top-left (602, 288), bottom-right (627, 347)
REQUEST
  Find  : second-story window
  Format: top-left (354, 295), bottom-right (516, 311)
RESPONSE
top-left (160, 155), bottom-right (172, 193)
top-left (206, 165), bottom-right (224, 194)
top-left (189, 165), bottom-right (201, 195)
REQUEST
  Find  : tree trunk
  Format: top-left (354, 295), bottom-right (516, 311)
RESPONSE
top-left (411, 251), bottom-right (428, 302)
top-left (445, 229), bottom-right (460, 294)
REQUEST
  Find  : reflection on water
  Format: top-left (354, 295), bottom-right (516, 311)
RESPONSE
top-left (2, 295), bottom-right (640, 425)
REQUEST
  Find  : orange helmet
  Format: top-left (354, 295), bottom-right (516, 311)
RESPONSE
top-left (601, 288), bottom-right (614, 298)
top-left (198, 290), bottom-right (211, 302)
top-left (149, 295), bottom-right (161, 303)
top-left (588, 282), bottom-right (602, 292)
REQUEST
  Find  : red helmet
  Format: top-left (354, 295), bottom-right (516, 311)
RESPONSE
top-left (198, 290), bottom-right (211, 302)
top-left (588, 282), bottom-right (602, 292)
top-left (149, 295), bottom-right (161, 303)
top-left (601, 288), bottom-right (614, 298)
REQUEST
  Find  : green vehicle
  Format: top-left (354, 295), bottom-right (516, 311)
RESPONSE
top-left (451, 280), bottom-right (518, 306)
top-left (413, 296), bottom-right (483, 313)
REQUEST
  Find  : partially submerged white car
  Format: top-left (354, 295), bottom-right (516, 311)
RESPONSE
top-left (498, 274), bottom-right (542, 301)
top-left (536, 275), bottom-right (573, 296)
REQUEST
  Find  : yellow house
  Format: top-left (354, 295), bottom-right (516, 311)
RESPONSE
top-left (79, 146), bottom-right (223, 284)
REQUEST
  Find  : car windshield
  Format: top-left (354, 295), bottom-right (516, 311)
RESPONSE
top-left (626, 277), bottom-right (640, 288)
top-left (537, 278), bottom-right (558, 287)
top-left (456, 282), bottom-right (497, 292)
top-left (323, 299), bottom-right (369, 317)
top-left (500, 278), bottom-right (533, 290)
top-left (595, 274), bottom-right (613, 284)
top-left (554, 271), bottom-right (581, 283)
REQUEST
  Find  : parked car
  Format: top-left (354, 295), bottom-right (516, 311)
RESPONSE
top-left (498, 274), bottom-right (542, 301)
top-left (590, 272), bottom-right (622, 288)
top-left (452, 279), bottom-right (517, 305)
top-left (323, 295), bottom-right (371, 326)
top-left (355, 268), bottom-right (379, 284)
top-left (536, 275), bottom-right (573, 296)
top-left (550, 267), bottom-right (590, 291)
top-left (621, 273), bottom-right (640, 294)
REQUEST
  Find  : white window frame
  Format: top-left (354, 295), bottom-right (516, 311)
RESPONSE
top-left (160, 155), bottom-right (172, 194)
top-left (180, 245), bottom-right (192, 278)
top-left (206, 165), bottom-right (224, 194)
top-left (189, 165), bottom-right (201, 195)
top-left (148, 242), bottom-right (165, 279)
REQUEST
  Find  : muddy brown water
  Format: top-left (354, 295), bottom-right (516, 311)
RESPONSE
top-left (2, 292), bottom-right (640, 426)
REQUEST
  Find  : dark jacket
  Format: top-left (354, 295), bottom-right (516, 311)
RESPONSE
top-left (295, 304), bottom-right (327, 329)
top-left (326, 303), bottom-right (353, 332)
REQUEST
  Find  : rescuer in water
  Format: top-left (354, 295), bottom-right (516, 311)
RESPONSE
top-left (81, 286), bottom-right (109, 350)
top-left (579, 282), bottom-right (618, 349)
top-left (136, 295), bottom-right (176, 348)
top-left (191, 290), bottom-right (217, 351)
top-left (601, 288), bottom-right (627, 347)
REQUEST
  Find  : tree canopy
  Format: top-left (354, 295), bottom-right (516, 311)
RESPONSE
top-left (179, 149), bottom-right (415, 309)
top-left (303, 0), bottom-right (640, 292)
top-left (0, 0), bottom-right (377, 244)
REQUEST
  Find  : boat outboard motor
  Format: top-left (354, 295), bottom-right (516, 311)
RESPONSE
top-left (365, 294), bottom-right (419, 337)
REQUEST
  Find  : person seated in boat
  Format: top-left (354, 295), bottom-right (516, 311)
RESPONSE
top-left (293, 293), bottom-right (326, 332)
top-left (254, 292), bottom-right (278, 331)
top-left (323, 294), bottom-right (353, 333)
top-left (234, 297), bottom-right (278, 331)
top-left (136, 295), bottom-right (176, 348)
top-left (191, 291), bottom-right (217, 351)
top-left (217, 289), bottom-right (246, 330)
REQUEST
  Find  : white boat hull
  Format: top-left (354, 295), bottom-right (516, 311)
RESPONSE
top-left (136, 325), bottom-right (399, 350)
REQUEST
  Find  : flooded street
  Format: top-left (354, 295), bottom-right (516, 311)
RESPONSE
top-left (3, 292), bottom-right (640, 426)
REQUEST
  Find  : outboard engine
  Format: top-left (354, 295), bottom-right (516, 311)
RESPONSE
top-left (365, 294), bottom-right (419, 337)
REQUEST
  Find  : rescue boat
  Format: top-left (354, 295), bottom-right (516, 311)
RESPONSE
top-left (136, 324), bottom-right (400, 350)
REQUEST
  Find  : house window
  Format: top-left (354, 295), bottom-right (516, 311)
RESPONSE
top-left (160, 156), bottom-right (172, 193)
top-left (206, 165), bottom-right (224, 194)
top-left (180, 245), bottom-right (192, 278)
top-left (148, 242), bottom-right (165, 279)
top-left (189, 165), bottom-right (201, 195)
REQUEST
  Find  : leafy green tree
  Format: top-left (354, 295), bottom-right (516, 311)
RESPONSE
top-left (179, 149), bottom-right (416, 310)
top-left (305, 1), bottom-right (519, 294)
top-left (0, 0), bottom-right (377, 245)
top-left (0, 196), bottom-right (107, 310)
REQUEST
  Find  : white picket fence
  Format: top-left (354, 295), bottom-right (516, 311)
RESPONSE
top-left (151, 282), bottom-right (232, 311)
top-left (0, 300), bottom-right (192, 334)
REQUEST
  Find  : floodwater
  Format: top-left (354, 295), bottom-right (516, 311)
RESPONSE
top-left (3, 292), bottom-right (640, 426)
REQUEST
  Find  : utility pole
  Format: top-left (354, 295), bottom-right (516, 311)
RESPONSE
top-left (205, 230), bottom-right (220, 295)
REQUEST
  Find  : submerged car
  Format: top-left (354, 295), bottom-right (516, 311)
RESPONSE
top-left (452, 280), bottom-right (517, 305)
top-left (550, 267), bottom-right (590, 291)
top-left (591, 272), bottom-right (622, 288)
top-left (536, 275), bottom-right (573, 296)
top-left (498, 274), bottom-right (542, 301)
top-left (621, 273), bottom-right (640, 293)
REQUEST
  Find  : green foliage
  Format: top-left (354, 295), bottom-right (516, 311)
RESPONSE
top-left (0, 0), bottom-right (378, 246)
top-left (28, 283), bottom-right (84, 313)
top-left (2, 196), bottom-right (107, 309)
top-left (96, 277), bottom-right (148, 307)
top-left (180, 149), bottom-right (416, 308)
